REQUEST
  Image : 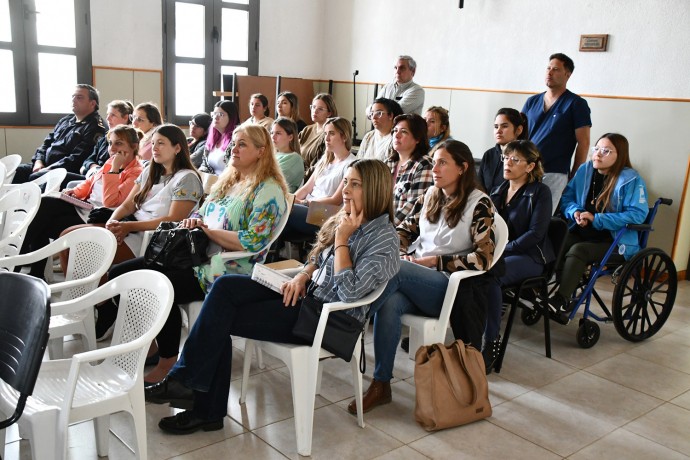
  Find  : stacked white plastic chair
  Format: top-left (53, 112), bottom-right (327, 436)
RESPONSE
top-left (0, 270), bottom-right (174, 460)
top-left (0, 154), bottom-right (21, 184)
top-left (0, 182), bottom-right (41, 260)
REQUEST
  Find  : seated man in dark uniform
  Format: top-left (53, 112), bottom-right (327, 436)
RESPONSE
top-left (12, 84), bottom-right (106, 184)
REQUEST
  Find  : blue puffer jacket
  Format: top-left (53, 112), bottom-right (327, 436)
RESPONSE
top-left (561, 162), bottom-right (648, 259)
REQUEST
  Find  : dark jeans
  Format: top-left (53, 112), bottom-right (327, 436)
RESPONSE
top-left (108, 257), bottom-right (205, 358)
top-left (557, 232), bottom-right (622, 299)
top-left (486, 254), bottom-right (544, 341)
top-left (169, 274), bottom-right (308, 420)
top-left (21, 196), bottom-right (83, 277)
top-left (11, 164), bottom-right (48, 184)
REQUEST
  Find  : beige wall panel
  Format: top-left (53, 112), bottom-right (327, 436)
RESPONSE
top-left (94, 68), bottom-right (135, 120)
top-left (5, 128), bottom-right (53, 162)
top-left (423, 88), bottom-right (453, 116)
top-left (133, 71), bottom-right (162, 113)
top-left (676, 159), bottom-right (690, 273)
top-left (329, 82), bottom-right (371, 141)
top-left (0, 130), bottom-right (6, 157)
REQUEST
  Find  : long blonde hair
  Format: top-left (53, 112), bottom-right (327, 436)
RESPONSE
top-left (308, 159), bottom-right (393, 262)
top-left (210, 125), bottom-right (288, 199)
top-left (312, 117), bottom-right (352, 179)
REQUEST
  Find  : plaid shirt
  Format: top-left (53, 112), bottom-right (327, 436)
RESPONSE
top-left (385, 155), bottom-right (434, 226)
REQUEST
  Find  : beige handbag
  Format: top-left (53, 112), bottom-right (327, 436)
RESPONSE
top-left (414, 339), bottom-right (492, 431)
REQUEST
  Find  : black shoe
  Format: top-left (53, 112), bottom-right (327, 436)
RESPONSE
top-left (482, 336), bottom-right (501, 375)
top-left (95, 300), bottom-right (118, 342)
top-left (145, 352), bottom-right (160, 367)
top-left (158, 410), bottom-right (223, 435)
top-left (400, 337), bottom-right (410, 353)
top-left (145, 377), bottom-right (194, 409)
top-left (545, 294), bottom-right (574, 325)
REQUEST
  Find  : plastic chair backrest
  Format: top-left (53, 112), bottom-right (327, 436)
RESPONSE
top-left (0, 162), bottom-right (6, 185)
top-left (0, 272), bottom-right (50, 429)
top-left (493, 213), bottom-right (508, 263)
top-left (0, 183), bottom-right (41, 258)
top-left (0, 154), bottom-right (21, 184)
top-left (59, 227), bottom-right (118, 301)
top-left (31, 168), bottom-right (67, 195)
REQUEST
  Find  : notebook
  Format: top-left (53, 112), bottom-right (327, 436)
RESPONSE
top-left (305, 202), bottom-right (341, 227)
top-left (47, 191), bottom-right (95, 210)
top-left (251, 263), bottom-right (294, 293)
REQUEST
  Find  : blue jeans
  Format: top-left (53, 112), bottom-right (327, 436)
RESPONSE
top-left (486, 254), bottom-right (544, 342)
top-left (369, 260), bottom-right (450, 382)
top-left (169, 274), bottom-right (308, 420)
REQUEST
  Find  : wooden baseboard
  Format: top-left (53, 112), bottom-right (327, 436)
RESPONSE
top-left (678, 270), bottom-right (686, 281)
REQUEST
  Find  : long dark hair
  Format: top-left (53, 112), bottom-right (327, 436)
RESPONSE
top-left (133, 124), bottom-right (200, 209)
top-left (426, 139), bottom-right (478, 228)
top-left (207, 100), bottom-right (239, 151)
top-left (594, 133), bottom-right (633, 213)
top-left (495, 108), bottom-right (529, 141)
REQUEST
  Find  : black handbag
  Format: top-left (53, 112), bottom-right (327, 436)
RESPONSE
top-left (144, 221), bottom-right (210, 269)
top-left (291, 249), bottom-right (368, 371)
top-left (86, 207), bottom-right (114, 224)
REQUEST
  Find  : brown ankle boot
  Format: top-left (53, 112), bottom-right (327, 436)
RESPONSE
top-left (347, 379), bottom-right (392, 414)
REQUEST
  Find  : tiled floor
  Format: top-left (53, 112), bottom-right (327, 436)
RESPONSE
top-left (4, 280), bottom-right (690, 459)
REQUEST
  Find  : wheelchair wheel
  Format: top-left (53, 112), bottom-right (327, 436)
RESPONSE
top-left (612, 248), bottom-right (676, 342)
top-left (520, 306), bottom-right (542, 325)
top-left (576, 318), bottom-right (600, 348)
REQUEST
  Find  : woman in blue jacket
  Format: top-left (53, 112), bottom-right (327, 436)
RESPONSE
top-left (486, 140), bottom-right (553, 371)
top-left (550, 133), bottom-right (648, 321)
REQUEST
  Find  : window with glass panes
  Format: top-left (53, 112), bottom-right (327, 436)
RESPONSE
top-left (163, 0), bottom-right (259, 125)
top-left (0, 0), bottom-right (92, 126)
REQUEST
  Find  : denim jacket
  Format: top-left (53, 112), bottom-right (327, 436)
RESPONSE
top-left (560, 162), bottom-right (648, 259)
top-left (490, 180), bottom-right (554, 265)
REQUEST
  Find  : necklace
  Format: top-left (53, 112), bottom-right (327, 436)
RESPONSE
top-left (591, 172), bottom-right (605, 205)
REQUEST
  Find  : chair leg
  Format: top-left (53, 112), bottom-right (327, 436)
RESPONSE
top-left (240, 340), bottom-right (255, 404)
top-left (82, 310), bottom-right (97, 352)
top-left (407, 328), bottom-right (423, 361)
top-left (129, 388), bottom-right (148, 460)
top-left (350, 340), bottom-right (365, 428)
top-left (494, 294), bottom-right (519, 373)
top-left (257, 348), bottom-right (265, 370)
top-left (542, 283), bottom-right (552, 358)
top-left (47, 337), bottom-right (64, 360)
top-left (287, 359), bottom-right (317, 457)
top-left (93, 415), bottom-right (110, 457)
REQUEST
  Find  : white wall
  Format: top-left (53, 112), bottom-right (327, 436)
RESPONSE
top-left (90, 0), bottom-right (163, 69)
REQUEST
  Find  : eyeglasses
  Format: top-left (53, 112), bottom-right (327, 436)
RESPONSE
top-left (500, 154), bottom-right (526, 164)
top-left (211, 112), bottom-right (226, 119)
top-left (591, 146), bottom-right (615, 156)
top-left (367, 110), bottom-right (389, 120)
top-left (132, 116), bottom-right (148, 123)
top-left (309, 105), bottom-right (328, 113)
top-left (188, 121), bottom-right (198, 128)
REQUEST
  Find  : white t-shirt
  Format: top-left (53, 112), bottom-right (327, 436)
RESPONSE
top-left (308, 153), bottom-right (356, 200)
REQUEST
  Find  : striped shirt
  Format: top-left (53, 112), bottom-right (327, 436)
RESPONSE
top-left (312, 213), bottom-right (401, 322)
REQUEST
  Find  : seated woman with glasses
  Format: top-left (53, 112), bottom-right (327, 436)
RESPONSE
top-left (198, 101), bottom-right (240, 176)
top-left (350, 140), bottom-right (496, 414)
top-left (424, 106), bottom-right (453, 154)
top-left (358, 97), bottom-right (402, 162)
top-left (282, 117), bottom-right (356, 245)
top-left (479, 108), bottom-right (529, 194)
top-left (387, 113), bottom-right (433, 225)
top-left (484, 140), bottom-right (553, 372)
top-left (242, 93), bottom-right (274, 130)
top-left (108, 124), bottom-right (287, 385)
top-left (276, 91), bottom-right (307, 133)
top-left (548, 133), bottom-right (648, 323)
top-left (187, 113), bottom-right (213, 166)
top-left (298, 93), bottom-right (338, 180)
top-left (132, 102), bottom-right (163, 161)
top-left (144, 158), bottom-right (400, 435)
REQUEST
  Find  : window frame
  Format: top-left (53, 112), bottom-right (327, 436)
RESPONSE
top-left (162, 0), bottom-right (260, 126)
top-left (0, 0), bottom-right (93, 126)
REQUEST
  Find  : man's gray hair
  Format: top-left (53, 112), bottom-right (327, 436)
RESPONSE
top-left (398, 55), bottom-right (417, 71)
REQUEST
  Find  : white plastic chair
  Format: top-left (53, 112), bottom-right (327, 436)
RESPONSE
top-left (0, 154), bottom-right (21, 184)
top-left (401, 212), bottom-right (509, 359)
top-left (240, 281), bottom-right (387, 457)
top-left (180, 193), bottom-right (295, 330)
top-left (31, 167), bottom-right (67, 196)
top-left (0, 270), bottom-right (174, 460)
top-left (0, 163), bottom-right (6, 186)
top-left (0, 183), bottom-right (41, 260)
top-left (0, 227), bottom-right (118, 358)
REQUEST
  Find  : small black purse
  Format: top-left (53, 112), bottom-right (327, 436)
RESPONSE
top-left (291, 248), bottom-right (368, 371)
top-left (144, 221), bottom-right (210, 270)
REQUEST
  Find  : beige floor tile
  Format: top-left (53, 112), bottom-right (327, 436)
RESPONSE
top-left (169, 432), bottom-right (287, 459)
top-left (372, 445), bottom-right (430, 460)
top-left (228, 368), bottom-right (329, 430)
top-left (586, 353), bottom-right (690, 400)
top-left (489, 391), bottom-right (616, 457)
top-left (536, 371), bottom-right (662, 426)
top-left (625, 403), bottom-right (690, 455)
top-left (333, 380), bottom-right (429, 445)
top-left (362, 338), bottom-right (416, 382)
top-left (662, 325), bottom-right (690, 346)
top-left (486, 373), bottom-right (531, 406)
top-left (253, 403), bottom-right (403, 459)
top-left (671, 389), bottom-right (690, 411)
top-left (490, 342), bottom-right (577, 390)
top-left (569, 427), bottom-right (689, 460)
top-left (626, 334), bottom-right (690, 374)
top-left (409, 418), bottom-right (560, 460)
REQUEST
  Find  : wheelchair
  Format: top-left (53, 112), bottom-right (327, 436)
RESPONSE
top-left (521, 197), bottom-right (677, 349)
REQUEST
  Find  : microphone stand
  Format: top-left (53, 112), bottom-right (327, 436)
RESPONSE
top-left (352, 70), bottom-right (359, 146)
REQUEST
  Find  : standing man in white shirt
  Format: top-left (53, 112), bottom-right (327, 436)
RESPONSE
top-left (378, 55), bottom-right (425, 115)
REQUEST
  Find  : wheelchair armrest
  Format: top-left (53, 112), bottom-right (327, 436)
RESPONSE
top-left (626, 223), bottom-right (651, 232)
